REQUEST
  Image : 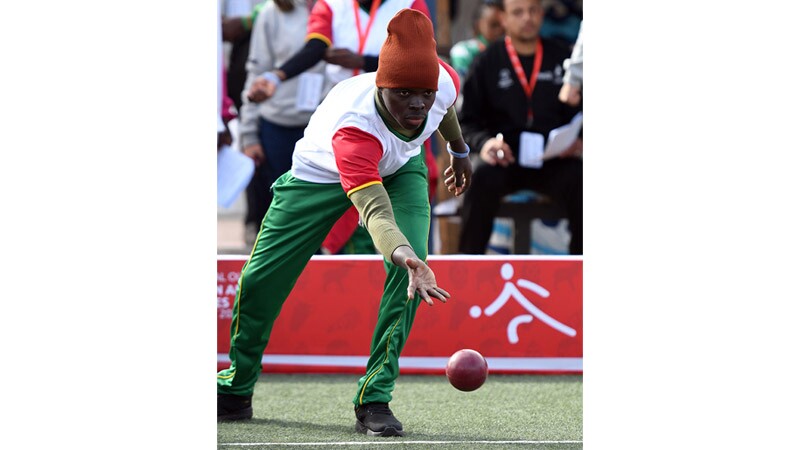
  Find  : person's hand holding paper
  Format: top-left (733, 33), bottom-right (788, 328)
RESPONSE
top-left (543, 112), bottom-right (582, 160)
top-left (559, 137), bottom-right (582, 159)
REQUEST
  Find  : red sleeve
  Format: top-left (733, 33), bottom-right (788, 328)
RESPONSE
top-left (438, 58), bottom-right (460, 105)
top-left (332, 127), bottom-right (384, 195)
top-left (307, 0), bottom-right (333, 46)
top-left (410, 0), bottom-right (431, 19)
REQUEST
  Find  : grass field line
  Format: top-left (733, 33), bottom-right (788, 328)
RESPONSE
top-left (219, 440), bottom-right (583, 446)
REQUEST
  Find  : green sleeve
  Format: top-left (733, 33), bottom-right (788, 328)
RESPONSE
top-left (437, 105), bottom-right (462, 142)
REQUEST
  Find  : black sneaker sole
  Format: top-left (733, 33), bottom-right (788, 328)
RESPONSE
top-left (217, 406), bottom-right (253, 422)
top-left (355, 420), bottom-right (405, 437)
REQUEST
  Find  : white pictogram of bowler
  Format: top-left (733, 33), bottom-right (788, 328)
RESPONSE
top-left (469, 263), bottom-right (576, 343)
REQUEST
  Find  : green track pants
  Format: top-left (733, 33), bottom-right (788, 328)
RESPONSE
top-left (217, 153), bottom-right (430, 406)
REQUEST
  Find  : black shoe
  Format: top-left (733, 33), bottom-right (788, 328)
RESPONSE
top-left (354, 403), bottom-right (405, 437)
top-left (218, 393), bottom-right (253, 421)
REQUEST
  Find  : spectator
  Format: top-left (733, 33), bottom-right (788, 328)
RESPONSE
top-left (449, 0), bottom-right (504, 82)
top-left (457, 0), bottom-right (582, 255)
top-left (539, 0), bottom-right (581, 46)
top-left (558, 20), bottom-right (582, 106)
top-left (221, 0), bottom-right (267, 113)
top-left (246, 0), bottom-right (432, 106)
top-left (239, 0), bottom-right (331, 248)
top-left (217, 9), bottom-right (473, 437)
top-left (247, 0), bottom-right (436, 255)
top-left (218, 0), bottom-right (233, 151)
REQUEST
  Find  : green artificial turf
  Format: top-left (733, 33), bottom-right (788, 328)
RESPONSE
top-left (218, 373), bottom-right (582, 449)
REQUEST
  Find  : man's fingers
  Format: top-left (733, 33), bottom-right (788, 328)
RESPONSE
top-left (418, 290), bottom-right (434, 306)
top-left (428, 289), bottom-right (445, 301)
top-left (435, 287), bottom-right (451, 298)
top-left (450, 173), bottom-right (468, 196)
top-left (428, 288), bottom-right (448, 303)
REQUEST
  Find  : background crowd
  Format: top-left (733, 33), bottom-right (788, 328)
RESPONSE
top-left (218, 0), bottom-right (583, 256)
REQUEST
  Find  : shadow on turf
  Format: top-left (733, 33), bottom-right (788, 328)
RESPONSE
top-left (235, 417), bottom-right (352, 434)
top-left (226, 418), bottom-right (496, 441)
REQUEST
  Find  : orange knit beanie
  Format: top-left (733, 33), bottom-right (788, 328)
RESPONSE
top-left (375, 9), bottom-right (439, 91)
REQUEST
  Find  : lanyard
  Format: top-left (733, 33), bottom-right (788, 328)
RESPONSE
top-left (504, 36), bottom-right (543, 127)
top-left (352, 0), bottom-right (381, 76)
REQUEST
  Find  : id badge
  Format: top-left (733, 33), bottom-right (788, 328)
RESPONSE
top-left (518, 131), bottom-right (544, 168)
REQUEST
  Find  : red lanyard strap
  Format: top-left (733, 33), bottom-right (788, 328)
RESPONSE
top-left (352, 0), bottom-right (382, 76)
top-left (504, 36), bottom-right (543, 125)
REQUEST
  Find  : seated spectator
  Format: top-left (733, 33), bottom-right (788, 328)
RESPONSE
top-left (457, 0), bottom-right (582, 255)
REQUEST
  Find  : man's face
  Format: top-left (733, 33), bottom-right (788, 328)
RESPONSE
top-left (501, 0), bottom-right (544, 42)
top-left (478, 6), bottom-right (505, 43)
top-left (380, 88), bottom-right (436, 130)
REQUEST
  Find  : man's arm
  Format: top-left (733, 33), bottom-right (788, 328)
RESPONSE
top-left (333, 126), bottom-right (449, 304)
top-left (349, 184), bottom-right (449, 305)
top-left (247, 0), bottom-right (332, 102)
top-left (437, 106), bottom-right (472, 196)
top-left (457, 51), bottom-right (513, 166)
top-left (433, 60), bottom-right (473, 194)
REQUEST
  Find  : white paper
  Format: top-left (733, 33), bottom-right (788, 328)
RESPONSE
top-left (518, 131), bottom-right (545, 168)
top-left (432, 196), bottom-right (463, 216)
top-left (295, 72), bottom-right (325, 112)
top-left (217, 144), bottom-right (255, 208)
top-left (543, 112), bottom-right (583, 159)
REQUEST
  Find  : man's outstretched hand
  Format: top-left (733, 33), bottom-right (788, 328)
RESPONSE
top-left (391, 245), bottom-right (450, 306)
top-left (404, 257), bottom-right (450, 305)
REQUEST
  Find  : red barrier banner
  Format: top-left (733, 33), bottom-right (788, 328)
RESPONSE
top-left (218, 255), bottom-right (582, 374)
